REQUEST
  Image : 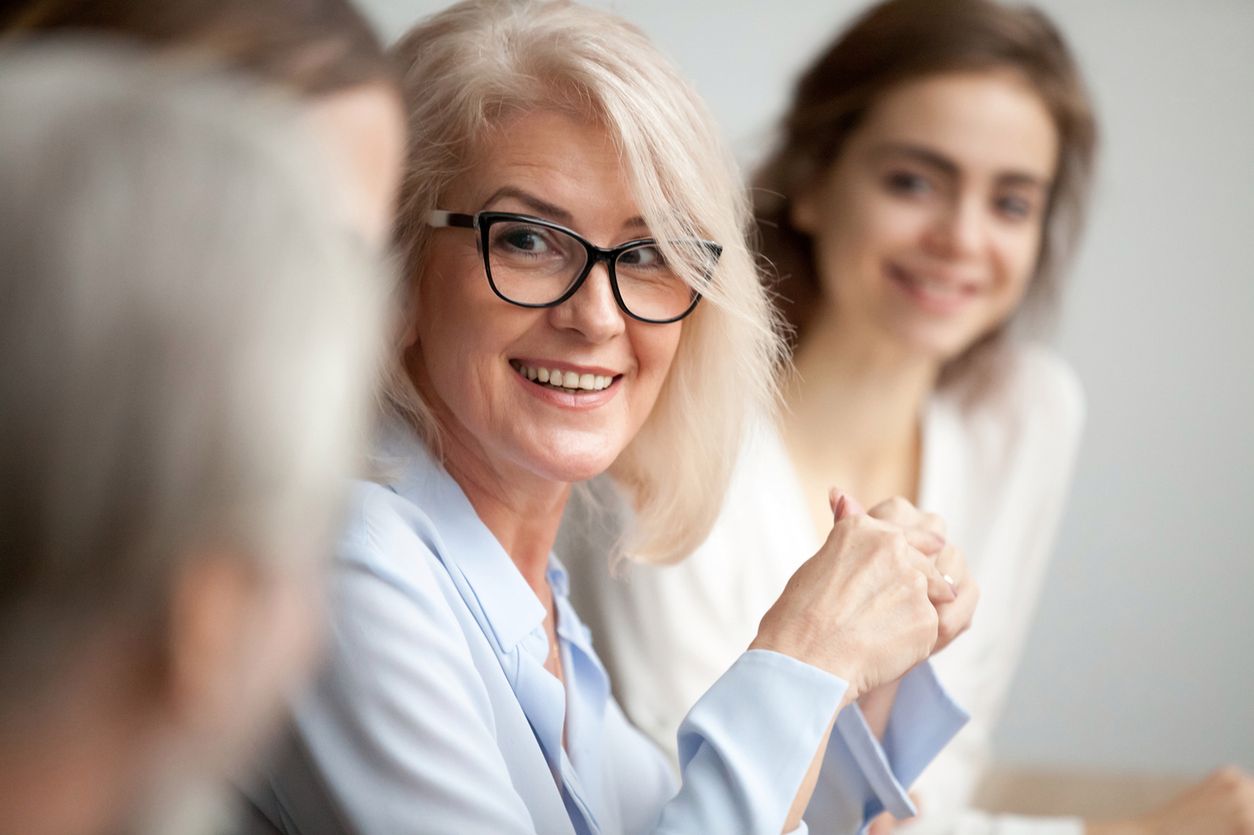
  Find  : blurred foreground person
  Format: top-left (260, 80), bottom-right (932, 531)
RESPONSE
top-left (1, 0), bottom-right (404, 247)
top-left (0, 47), bottom-right (387, 835)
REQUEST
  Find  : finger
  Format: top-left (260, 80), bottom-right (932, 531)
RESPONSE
top-left (915, 556), bottom-right (957, 604)
top-left (867, 495), bottom-right (916, 526)
top-left (903, 527), bottom-right (946, 556)
top-left (938, 580), bottom-right (979, 643)
top-left (918, 512), bottom-right (947, 539)
top-left (933, 544), bottom-right (966, 585)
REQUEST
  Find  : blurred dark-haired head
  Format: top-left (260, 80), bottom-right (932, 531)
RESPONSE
top-left (2, 0), bottom-right (394, 96)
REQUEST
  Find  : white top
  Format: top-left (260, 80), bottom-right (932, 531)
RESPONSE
top-left (562, 343), bottom-right (1086, 835)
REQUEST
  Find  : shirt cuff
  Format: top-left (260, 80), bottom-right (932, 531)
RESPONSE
top-left (836, 662), bottom-right (969, 821)
top-left (667, 649), bottom-right (848, 834)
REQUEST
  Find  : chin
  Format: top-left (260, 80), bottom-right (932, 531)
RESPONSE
top-left (883, 312), bottom-right (994, 365)
top-left (515, 431), bottom-right (623, 485)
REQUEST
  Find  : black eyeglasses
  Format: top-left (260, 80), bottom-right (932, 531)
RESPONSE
top-left (427, 210), bottom-right (719, 324)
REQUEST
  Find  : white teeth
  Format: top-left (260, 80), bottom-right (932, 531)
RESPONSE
top-left (513, 362), bottom-right (614, 392)
top-left (895, 267), bottom-right (970, 298)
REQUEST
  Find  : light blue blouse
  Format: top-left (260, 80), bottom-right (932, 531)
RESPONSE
top-left (244, 424), bottom-right (967, 835)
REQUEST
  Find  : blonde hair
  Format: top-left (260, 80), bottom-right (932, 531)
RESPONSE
top-left (387, 0), bottom-right (783, 564)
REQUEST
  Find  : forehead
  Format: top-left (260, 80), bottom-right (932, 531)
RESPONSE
top-left (449, 109), bottom-right (642, 225)
top-left (853, 70), bottom-right (1059, 182)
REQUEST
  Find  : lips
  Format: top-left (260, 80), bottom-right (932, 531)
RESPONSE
top-left (886, 262), bottom-right (982, 313)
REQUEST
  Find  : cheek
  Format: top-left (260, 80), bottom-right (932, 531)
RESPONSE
top-left (413, 254), bottom-right (497, 387)
top-left (993, 226), bottom-right (1045, 305)
top-left (628, 322), bottom-right (683, 417)
top-left (814, 184), bottom-right (924, 297)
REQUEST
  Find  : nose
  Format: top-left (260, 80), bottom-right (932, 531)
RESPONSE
top-left (925, 193), bottom-right (985, 260)
top-left (546, 261), bottom-right (626, 343)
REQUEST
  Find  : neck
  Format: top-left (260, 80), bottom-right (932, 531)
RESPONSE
top-left (783, 302), bottom-right (940, 506)
top-left (438, 424), bottom-right (569, 597)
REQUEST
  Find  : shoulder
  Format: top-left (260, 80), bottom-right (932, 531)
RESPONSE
top-left (945, 342), bottom-right (1085, 449)
top-left (338, 480), bottom-right (444, 578)
top-left (999, 343), bottom-right (1085, 430)
top-left (329, 479), bottom-right (469, 650)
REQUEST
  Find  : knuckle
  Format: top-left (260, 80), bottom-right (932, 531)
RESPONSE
top-left (886, 496), bottom-right (912, 514)
top-left (920, 601), bottom-right (940, 633)
top-left (1219, 766), bottom-right (1243, 786)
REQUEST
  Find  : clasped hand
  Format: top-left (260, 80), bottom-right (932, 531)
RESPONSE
top-left (751, 489), bottom-right (979, 700)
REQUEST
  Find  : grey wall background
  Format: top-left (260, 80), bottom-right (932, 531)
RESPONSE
top-left (359, 0), bottom-right (1254, 775)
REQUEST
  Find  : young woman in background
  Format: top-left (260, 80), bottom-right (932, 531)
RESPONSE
top-left (570, 1), bottom-right (1254, 831)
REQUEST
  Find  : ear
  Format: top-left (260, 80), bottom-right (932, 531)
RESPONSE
top-left (789, 182), bottom-right (822, 234)
top-left (161, 552), bottom-right (258, 740)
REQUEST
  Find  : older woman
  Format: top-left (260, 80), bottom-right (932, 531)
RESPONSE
top-left (0, 47), bottom-right (386, 835)
top-left (244, 2), bottom-right (973, 834)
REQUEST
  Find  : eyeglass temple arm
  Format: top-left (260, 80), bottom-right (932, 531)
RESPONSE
top-left (428, 210), bottom-right (476, 230)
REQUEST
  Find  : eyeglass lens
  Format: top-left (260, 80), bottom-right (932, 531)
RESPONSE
top-left (485, 218), bottom-right (697, 322)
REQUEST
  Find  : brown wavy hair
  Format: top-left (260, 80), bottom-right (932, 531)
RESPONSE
top-left (756, 0), bottom-right (1097, 370)
top-left (1, 0), bottom-right (394, 96)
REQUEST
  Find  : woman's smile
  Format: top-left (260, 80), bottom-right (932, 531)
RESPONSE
top-left (509, 358), bottom-right (624, 409)
top-left (884, 260), bottom-right (984, 316)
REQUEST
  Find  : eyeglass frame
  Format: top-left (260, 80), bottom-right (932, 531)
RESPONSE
top-left (427, 209), bottom-right (719, 324)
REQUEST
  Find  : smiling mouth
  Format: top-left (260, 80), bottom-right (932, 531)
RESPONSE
top-left (887, 263), bottom-right (981, 306)
top-left (510, 360), bottom-right (619, 393)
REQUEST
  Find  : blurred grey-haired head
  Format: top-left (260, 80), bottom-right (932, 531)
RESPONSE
top-left (0, 44), bottom-right (388, 714)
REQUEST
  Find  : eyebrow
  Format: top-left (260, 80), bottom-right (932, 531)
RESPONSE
top-left (480, 185), bottom-right (648, 232)
top-left (871, 141), bottom-right (1051, 190)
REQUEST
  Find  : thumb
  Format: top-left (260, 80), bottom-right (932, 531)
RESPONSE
top-left (829, 487), bottom-right (866, 520)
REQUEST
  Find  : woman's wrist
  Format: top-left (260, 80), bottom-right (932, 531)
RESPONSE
top-left (747, 633), bottom-right (865, 705)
